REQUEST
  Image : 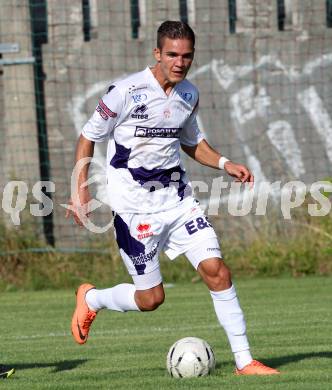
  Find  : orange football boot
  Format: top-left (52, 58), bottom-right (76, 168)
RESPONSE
top-left (235, 360), bottom-right (280, 375)
top-left (71, 283), bottom-right (97, 344)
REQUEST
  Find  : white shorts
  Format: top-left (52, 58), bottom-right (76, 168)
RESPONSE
top-left (113, 197), bottom-right (222, 290)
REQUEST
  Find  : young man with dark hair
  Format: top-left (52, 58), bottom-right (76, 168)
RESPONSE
top-left (68, 20), bottom-right (279, 376)
top-left (156, 20), bottom-right (195, 48)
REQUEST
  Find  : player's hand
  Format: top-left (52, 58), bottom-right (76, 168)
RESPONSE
top-left (65, 190), bottom-right (92, 226)
top-left (224, 161), bottom-right (254, 187)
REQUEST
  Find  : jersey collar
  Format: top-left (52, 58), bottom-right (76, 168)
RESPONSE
top-left (146, 66), bottom-right (180, 99)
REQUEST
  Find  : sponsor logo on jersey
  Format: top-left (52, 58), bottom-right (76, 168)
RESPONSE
top-left (179, 91), bottom-right (193, 101)
top-left (134, 126), bottom-right (181, 138)
top-left (129, 244), bottom-right (158, 265)
top-left (185, 216), bottom-right (212, 235)
top-left (132, 93), bottom-right (147, 103)
top-left (131, 104), bottom-right (148, 119)
top-left (136, 223), bottom-right (153, 239)
top-left (96, 99), bottom-right (117, 120)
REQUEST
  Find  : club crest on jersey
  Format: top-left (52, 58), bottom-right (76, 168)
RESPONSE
top-left (131, 104), bottom-right (148, 119)
top-left (96, 99), bottom-right (117, 120)
top-left (134, 126), bottom-right (181, 138)
top-left (164, 108), bottom-right (171, 118)
top-left (179, 91), bottom-right (193, 102)
top-left (136, 223), bottom-right (153, 239)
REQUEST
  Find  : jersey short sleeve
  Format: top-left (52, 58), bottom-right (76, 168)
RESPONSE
top-left (180, 103), bottom-right (205, 147)
top-left (82, 85), bottom-right (123, 142)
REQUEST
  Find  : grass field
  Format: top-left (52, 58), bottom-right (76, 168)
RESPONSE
top-left (1, 276), bottom-right (331, 389)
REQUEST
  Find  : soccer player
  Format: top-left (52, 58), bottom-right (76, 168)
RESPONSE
top-left (68, 21), bottom-right (279, 375)
top-left (0, 364), bottom-right (15, 379)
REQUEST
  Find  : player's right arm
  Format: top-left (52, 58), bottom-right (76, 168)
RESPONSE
top-left (66, 135), bottom-right (95, 226)
top-left (66, 85), bottom-right (124, 226)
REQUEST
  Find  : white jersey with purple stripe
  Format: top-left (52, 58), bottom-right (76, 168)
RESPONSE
top-left (82, 67), bottom-right (204, 213)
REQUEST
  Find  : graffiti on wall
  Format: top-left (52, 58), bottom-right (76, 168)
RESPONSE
top-left (190, 53), bottom-right (332, 183)
top-left (69, 53), bottom-right (332, 204)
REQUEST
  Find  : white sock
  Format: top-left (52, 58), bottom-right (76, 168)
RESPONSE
top-left (210, 284), bottom-right (253, 369)
top-left (86, 283), bottom-right (140, 312)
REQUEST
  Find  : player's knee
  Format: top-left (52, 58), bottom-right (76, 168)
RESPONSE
top-left (136, 290), bottom-right (165, 311)
top-left (209, 266), bottom-right (231, 290)
top-left (200, 260), bottom-right (232, 290)
top-left (140, 297), bottom-right (164, 311)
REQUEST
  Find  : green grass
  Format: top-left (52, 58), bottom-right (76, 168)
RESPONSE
top-left (1, 276), bottom-right (331, 389)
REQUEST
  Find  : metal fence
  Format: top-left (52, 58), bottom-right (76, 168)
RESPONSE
top-left (1, 0), bottom-right (332, 251)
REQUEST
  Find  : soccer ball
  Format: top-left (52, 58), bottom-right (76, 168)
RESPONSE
top-left (166, 337), bottom-right (216, 378)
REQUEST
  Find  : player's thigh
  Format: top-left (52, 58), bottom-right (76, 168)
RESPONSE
top-left (113, 212), bottom-right (165, 289)
top-left (164, 200), bottom-right (221, 261)
top-left (165, 200), bottom-right (222, 268)
top-left (163, 200), bottom-right (231, 290)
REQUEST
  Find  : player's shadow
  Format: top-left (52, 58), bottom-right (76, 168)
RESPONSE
top-left (263, 351), bottom-right (332, 368)
top-left (9, 359), bottom-right (87, 373)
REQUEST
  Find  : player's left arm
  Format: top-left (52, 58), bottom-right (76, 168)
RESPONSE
top-left (181, 139), bottom-right (254, 185)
